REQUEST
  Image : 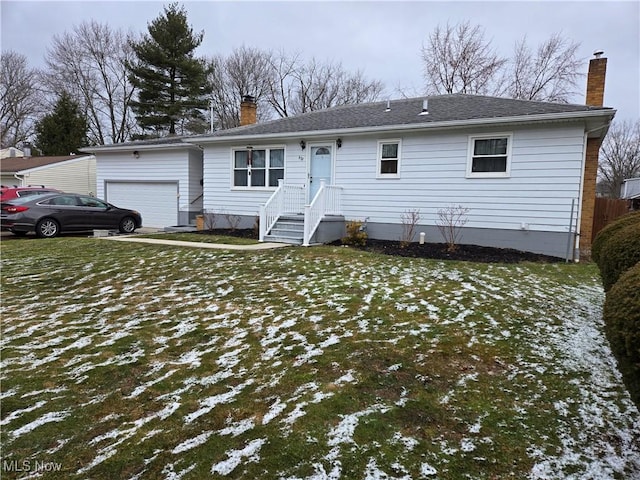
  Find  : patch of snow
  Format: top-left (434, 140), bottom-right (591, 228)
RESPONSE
top-left (328, 404), bottom-right (390, 447)
top-left (460, 438), bottom-right (476, 452)
top-left (420, 462), bottom-right (438, 476)
top-left (161, 462), bottom-right (196, 480)
top-left (1, 400), bottom-right (47, 426)
top-left (217, 417), bottom-right (255, 437)
top-left (185, 380), bottom-right (253, 424)
top-left (9, 410), bottom-right (69, 439)
top-left (210, 438), bottom-right (266, 475)
top-left (263, 398), bottom-right (287, 425)
top-left (171, 431), bottom-right (213, 454)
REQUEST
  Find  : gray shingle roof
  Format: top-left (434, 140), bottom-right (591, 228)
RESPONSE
top-left (204, 94), bottom-right (613, 139)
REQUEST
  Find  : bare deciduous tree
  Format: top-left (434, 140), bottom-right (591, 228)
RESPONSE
top-left (268, 50), bottom-right (301, 118)
top-left (421, 21), bottom-right (507, 95)
top-left (421, 22), bottom-right (584, 103)
top-left (269, 53), bottom-right (384, 117)
top-left (207, 48), bottom-right (385, 128)
top-left (42, 21), bottom-right (137, 145)
top-left (1, 51), bottom-right (42, 148)
top-left (208, 46), bottom-right (275, 130)
top-left (505, 33), bottom-right (582, 102)
top-left (598, 120), bottom-right (640, 198)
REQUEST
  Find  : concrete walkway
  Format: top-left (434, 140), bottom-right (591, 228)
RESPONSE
top-left (103, 235), bottom-right (290, 251)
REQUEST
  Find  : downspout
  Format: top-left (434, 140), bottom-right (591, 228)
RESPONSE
top-left (13, 173), bottom-right (25, 186)
top-left (576, 132), bottom-right (588, 257)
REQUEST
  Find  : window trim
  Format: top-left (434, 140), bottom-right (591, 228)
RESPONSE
top-left (230, 145), bottom-right (286, 190)
top-left (466, 133), bottom-right (512, 178)
top-left (377, 139), bottom-right (402, 179)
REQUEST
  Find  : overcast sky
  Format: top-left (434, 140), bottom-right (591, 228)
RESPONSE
top-left (1, 0), bottom-right (639, 121)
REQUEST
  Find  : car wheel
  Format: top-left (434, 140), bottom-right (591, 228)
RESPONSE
top-left (119, 217), bottom-right (136, 234)
top-left (10, 230), bottom-right (28, 237)
top-left (36, 218), bottom-right (60, 238)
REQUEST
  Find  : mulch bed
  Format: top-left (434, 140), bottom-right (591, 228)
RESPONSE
top-left (346, 239), bottom-right (563, 264)
top-left (197, 229), bottom-right (563, 263)
top-left (197, 228), bottom-right (259, 239)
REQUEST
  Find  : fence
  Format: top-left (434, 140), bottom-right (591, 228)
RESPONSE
top-left (592, 197), bottom-right (629, 242)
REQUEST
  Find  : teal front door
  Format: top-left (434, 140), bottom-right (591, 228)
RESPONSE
top-left (309, 145), bottom-right (332, 202)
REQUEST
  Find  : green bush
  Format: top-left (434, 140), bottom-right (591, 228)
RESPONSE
top-left (597, 222), bottom-right (640, 291)
top-left (592, 211), bottom-right (640, 265)
top-left (603, 262), bottom-right (640, 407)
top-left (342, 220), bottom-right (367, 247)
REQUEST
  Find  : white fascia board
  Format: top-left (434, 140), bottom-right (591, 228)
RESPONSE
top-left (14, 155), bottom-right (95, 175)
top-left (79, 143), bottom-right (201, 154)
top-left (188, 109), bottom-right (616, 145)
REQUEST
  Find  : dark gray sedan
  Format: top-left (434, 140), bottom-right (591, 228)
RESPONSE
top-left (1, 193), bottom-right (142, 238)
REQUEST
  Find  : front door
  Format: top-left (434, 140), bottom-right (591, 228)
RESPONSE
top-left (309, 145), bottom-right (332, 202)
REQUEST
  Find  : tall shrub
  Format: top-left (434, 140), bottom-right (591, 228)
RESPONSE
top-left (597, 222), bottom-right (640, 291)
top-left (592, 211), bottom-right (640, 265)
top-left (603, 262), bottom-right (640, 406)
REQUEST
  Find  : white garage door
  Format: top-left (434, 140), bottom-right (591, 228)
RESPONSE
top-left (106, 182), bottom-right (178, 228)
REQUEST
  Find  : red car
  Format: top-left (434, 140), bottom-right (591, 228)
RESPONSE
top-left (0, 186), bottom-right (61, 202)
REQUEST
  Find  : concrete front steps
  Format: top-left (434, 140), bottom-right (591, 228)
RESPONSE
top-left (264, 214), bottom-right (305, 245)
top-left (263, 214), bottom-right (346, 246)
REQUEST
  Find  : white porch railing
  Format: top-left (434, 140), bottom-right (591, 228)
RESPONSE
top-left (260, 180), bottom-right (343, 244)
top-left (303, 180), bottom-right (343, 246)
top-left (259, 180), bottom-right (305, 241)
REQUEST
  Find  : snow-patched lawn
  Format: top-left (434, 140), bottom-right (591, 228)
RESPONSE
top-left (1, 239), bottom-right (638, 479)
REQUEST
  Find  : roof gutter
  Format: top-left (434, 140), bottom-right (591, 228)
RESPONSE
top-left (189, 109), bottom-right (616, 144)
top-left (79, 143), bottom-right (202, 154)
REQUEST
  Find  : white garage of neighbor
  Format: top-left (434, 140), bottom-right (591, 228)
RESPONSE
top-left (83, 138), bottom-right (203, 229)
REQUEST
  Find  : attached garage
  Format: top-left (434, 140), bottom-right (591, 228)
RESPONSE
top-left (106, 181), bottom-right (178, 228)
top-left (83, 137), bottom-right (203, 229)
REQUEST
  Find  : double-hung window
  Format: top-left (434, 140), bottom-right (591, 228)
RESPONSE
top-left (233, 147), bottom-right (285, 188)
top-left (377, 140), bottom-right (401, 178)
top-left (467, 134), bottom-right (512, 178)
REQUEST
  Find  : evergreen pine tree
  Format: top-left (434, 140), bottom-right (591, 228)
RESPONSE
top-left (128, 3), bottom-right (212, 136)
top-left (34, 92), bottom-right (88, 155)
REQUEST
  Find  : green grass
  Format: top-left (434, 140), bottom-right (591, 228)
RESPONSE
top-left (1, 238), bottom-right (638, 479)
top-left (136, 232), bottom-right (258, 245)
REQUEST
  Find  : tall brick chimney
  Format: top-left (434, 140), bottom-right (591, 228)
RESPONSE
top-left (586, 50), bottom-right (607, 107)
top-left (580, 51), bottom-right (608, 257)
top-left (240, 95), bottom-right (257, 126)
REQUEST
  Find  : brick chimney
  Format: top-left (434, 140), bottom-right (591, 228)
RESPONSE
top-left (579, 51), bottom-right (608, 257)
top-left (586, 50), bottom-right (607, 106)
top-left (240, 95), bottom-right (257, 126)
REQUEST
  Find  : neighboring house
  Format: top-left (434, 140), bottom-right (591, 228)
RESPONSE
top-left (189, 54), bottom-right (612, 259)
top-left (0, 154), bottom-right (96, 195)
top-left (81, 137), bottom-right (203, 228)
top-left (621, 177), bottom-right (640, 210)
top-left (0, 147), bottom-right (24, 159)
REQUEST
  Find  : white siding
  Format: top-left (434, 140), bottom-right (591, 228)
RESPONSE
top-left (202, 124), bottom-right (587, 233)
top-left (185, 149), bottom-right (204, 213)
top-left (96, 149), bottom-right (201, 215)
top-left (19, 156), bottom-right (96, 195)
top-left (1, 174), bottom-right (17, 186)
top-left (203, 140), bottom-right (307, 217)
